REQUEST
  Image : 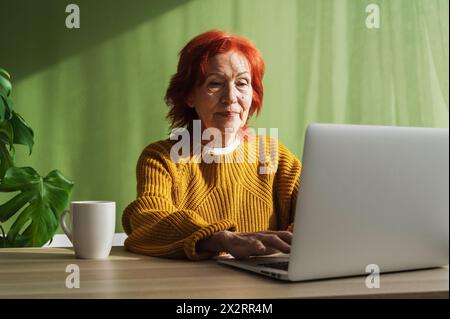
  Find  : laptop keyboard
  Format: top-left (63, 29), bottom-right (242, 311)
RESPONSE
top-left (257, 261), bottom-right (289, 271)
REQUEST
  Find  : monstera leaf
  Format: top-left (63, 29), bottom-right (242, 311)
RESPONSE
top-left (0, 67), bottom-right (34, 178)
top-left (0, 68), bottom-right (12, 96)
top-left (0, 67), bottom-right (13, 122)
top-left (0, 120), bottom-right (15, 179)
top-left (0, 94), bottom-right (13, 123)
top-left (0, 166), bottom-right (74, 247)
top-left (0, 67), bottom-right (73, 248)
top-left (9, 110), bottom-right (34, 155)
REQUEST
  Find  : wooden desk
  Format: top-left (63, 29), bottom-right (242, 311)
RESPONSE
top-left (0, 247), bottom-right (448, 298)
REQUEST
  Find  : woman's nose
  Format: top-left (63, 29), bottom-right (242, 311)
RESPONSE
top-left (221, 84), bottom-right (238, 105)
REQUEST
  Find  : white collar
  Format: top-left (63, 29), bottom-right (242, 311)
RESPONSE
top-left (202, 136), bottom-right (241, 155)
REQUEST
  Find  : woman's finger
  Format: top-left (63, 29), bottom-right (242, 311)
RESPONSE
top-left (227, 234), bottom-right (266, 259)
top-left (256, 233), bottom-right (291, 254)
top-left (260, 230), bottom-right (293, 244)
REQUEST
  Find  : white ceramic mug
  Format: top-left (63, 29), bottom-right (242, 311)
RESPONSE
top-left (60, 201), bottom-right (116, 259)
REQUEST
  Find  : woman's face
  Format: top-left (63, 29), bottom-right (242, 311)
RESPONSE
top-left (186, 51), bottom-right (253, 138)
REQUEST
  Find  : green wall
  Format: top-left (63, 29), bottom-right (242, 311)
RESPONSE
top-left (0, 0), bottom-right (448, 233)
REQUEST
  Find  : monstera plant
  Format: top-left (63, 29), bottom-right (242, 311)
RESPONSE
top-left (0, 67), bottom-right (74, 247)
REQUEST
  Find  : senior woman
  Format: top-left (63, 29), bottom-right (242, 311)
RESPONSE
top-left (122, 30), bottom-right (302, 260)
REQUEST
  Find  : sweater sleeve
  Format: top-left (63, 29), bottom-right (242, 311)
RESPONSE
top-left (274, 141), bottom-right (302, 231)
top-left (122, 143), bottom-right (237, 260)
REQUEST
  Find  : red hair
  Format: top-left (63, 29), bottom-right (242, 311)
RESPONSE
top-left (165, 30), bottom-right (265, 130)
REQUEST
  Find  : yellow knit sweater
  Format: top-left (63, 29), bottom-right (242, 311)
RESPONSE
top-left (122, 135), bottom-right (302, 260)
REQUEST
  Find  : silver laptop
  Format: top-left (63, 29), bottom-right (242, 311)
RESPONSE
top-left (217, 123), bottom-right (449, 281)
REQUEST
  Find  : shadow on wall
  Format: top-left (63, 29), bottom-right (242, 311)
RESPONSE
top-left (0, 0), bottom-right (189, 82)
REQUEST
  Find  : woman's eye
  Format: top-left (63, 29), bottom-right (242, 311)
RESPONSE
top-left (208, 81), bottom-right (222, 87)
top-left (237, 81), bottom-right (249, 88)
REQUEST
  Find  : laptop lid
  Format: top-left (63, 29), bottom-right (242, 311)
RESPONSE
top-left (288, 123), bottom-right (449, 281)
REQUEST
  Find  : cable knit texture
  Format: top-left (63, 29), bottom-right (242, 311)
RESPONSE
top-left (122, 135), bottom-right (302, 260)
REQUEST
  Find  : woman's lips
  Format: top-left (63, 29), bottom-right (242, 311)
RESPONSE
top-left (217, 111), bottom-right (239, 118)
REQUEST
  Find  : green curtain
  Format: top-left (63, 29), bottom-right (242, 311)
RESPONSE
top-left (0, 0), bottom-right (448, 232)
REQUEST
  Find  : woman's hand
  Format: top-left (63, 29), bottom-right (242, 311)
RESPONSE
top-left (197, 230), bottom-right (292, 259)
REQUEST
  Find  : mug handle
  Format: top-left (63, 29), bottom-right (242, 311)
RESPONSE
top-left (60, 210), bottom-right (73, 242)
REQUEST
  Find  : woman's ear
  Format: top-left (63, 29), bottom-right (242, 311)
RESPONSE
top-left (185, 94), bottom-right (195, 108)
